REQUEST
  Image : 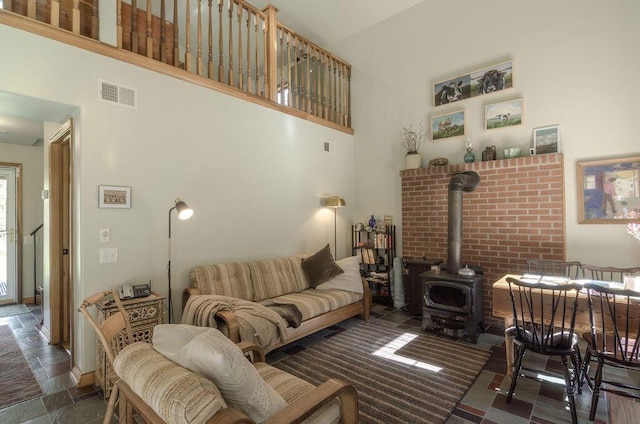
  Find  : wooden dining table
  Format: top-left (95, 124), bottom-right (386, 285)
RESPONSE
top-left (492, 274), bottom-right (640, 381)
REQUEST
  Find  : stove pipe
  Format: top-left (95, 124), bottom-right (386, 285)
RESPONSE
top-left (447, 171), bottom-right (480, 275)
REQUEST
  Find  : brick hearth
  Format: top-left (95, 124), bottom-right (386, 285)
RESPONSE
top-left (400, 153), bottom-right (565, 325)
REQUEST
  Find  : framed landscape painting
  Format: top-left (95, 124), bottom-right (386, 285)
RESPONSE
top-left (431, 110), bottom-right (465, 140)
top-left (533, 125), bottom-right (559, 154)
top-left (485, 99), bottom-right (523, 130)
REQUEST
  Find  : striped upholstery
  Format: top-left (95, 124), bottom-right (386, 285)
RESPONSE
top-left (255, 362), bottom-right (340, 424)
top-left (266, 289), bottom-right (363, 321)
top-left (113, 342), bottom-right (225, 424)
top-left (249, 256), bottom-right (308, 302)
top-left (190, 262), bottom-right (253, 300)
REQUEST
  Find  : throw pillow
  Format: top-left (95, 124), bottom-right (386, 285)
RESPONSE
top-left (153, 325), bottom-right (287, 423)
top-left (315, 255), bottom-right (363, 294)
top-left (301, 243), bottom-right (344, 287)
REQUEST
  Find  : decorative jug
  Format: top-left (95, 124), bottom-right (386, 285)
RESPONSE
top-left (482, 146), bottom-right (496, 161)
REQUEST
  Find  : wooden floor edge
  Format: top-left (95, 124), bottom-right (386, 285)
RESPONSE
top-left (0, 10), bottom-right (354, 136)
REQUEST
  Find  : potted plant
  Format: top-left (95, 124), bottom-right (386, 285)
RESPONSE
top-left (400, 123), bottom-right (425, 169)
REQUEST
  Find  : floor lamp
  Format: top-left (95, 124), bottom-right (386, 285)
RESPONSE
top-left (168, 198), bottom-right (193, 323)
top-left (325, 196), bottom-right (346, 260)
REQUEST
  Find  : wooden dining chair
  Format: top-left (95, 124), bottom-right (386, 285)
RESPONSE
top-left (78, 290), bottom-right (134, 424)
top-left (526, 259), bottom-right (582, 279)
top-left (506, 277), bottom-right (582, 424)
top-left (581, 264), bottom-right (640, 283)
top-left (582, 282), bottom-right (640, 421)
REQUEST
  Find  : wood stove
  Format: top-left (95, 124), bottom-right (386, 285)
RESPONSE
top-left (421, 268), bottom-right (483, 343)
top-left (420, 170), bottom-right (483, 343)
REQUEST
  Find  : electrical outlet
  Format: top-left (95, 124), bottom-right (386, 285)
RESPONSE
top-left (99, 248), bottom-right (118, 264)
top-left (100, 228), bottom-right (111, 243)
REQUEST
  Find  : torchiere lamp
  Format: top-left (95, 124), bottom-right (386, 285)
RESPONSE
top-left (325, 196), bottom-right (346, 260)
top-left (168, 198), bottom-right (193, 323)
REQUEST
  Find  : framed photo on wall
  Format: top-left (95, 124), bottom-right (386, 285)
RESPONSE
top-left (485, 99), bottom-right (523, 130)
top-left (533, 125), bottom-right (559, 154)
top-left (99, 185), bottom-right (131, 209)
top-left (431, 110), bottom-right (465, 141)
top-left (576, 156), bottom-right (640, 223)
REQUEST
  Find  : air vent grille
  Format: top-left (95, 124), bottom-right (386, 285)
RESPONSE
top-left (98, 79), bottom-right (137, 109)
top-left (323, 140), bottom-right (336, 154)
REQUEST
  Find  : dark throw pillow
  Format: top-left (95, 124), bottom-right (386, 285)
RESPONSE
top-left (302, 244), bottom-right (344, 287)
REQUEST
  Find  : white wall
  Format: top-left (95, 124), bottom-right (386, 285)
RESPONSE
top-left (331, 0), bottom-right (640, 266)
top-left (0, 143), bottom-right (44, 300)
top-left (0, 25), bottom-right (355, 372)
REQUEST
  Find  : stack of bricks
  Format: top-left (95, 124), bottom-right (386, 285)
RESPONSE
top-left (400, 153), bottom-right (565, 326)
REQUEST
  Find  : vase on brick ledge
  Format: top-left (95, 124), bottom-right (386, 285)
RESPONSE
top-left (405, 152), bottom-right (422, 169)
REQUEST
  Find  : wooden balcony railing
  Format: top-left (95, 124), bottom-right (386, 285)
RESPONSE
top-left (1, 0), bottom-right (352, 131)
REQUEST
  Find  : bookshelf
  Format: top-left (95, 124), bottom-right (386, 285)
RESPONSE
top-left (352, 224), bottom-right (396, 306)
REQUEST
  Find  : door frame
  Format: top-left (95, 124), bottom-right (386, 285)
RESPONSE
top-left (48, 119), bottom-right (73, 351)
top-left (0, 162), bottom-right (22, 305)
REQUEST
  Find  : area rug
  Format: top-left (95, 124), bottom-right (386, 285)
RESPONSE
top-left (0, 304), bottom-right (31, 318)
top-left (273, 321), bottom-right (491, 424)
top-left (0, 325), bottom-right (43, 409)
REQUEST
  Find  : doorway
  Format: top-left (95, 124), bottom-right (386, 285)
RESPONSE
top-left (0, 164), bottom-right (22, 306)
top-left (48, 120), bottom-right (73, 351)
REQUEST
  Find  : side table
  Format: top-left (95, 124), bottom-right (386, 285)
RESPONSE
top-left (94, 293), bottom-right (165, 398)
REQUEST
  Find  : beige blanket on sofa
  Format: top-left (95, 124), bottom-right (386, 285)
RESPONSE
top-left (181, 295), bottom-right (288, 351)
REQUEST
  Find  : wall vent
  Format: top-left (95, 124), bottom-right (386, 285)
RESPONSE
top-left (323, 140), bottom-right (336, 155)
top-left (98, 79), bottom-right (137, 109)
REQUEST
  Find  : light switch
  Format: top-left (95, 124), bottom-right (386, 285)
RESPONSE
top-left (99, 248), bottom-right (118, 264)
top-left (100, 228), bottom-right (111, 243)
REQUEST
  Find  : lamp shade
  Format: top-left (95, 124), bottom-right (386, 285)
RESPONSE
top-left (325, 196), bottom-right (346, 208)
top-left (174, 199), bottom-right (193, 220)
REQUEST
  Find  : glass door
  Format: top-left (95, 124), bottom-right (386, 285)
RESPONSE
top-left (0, 167), bottom-right (17, 304)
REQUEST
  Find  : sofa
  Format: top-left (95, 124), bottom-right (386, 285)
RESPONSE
top-left (181, 245), bottom-right (371, 352)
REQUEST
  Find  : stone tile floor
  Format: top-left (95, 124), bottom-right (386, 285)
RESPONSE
top-left (0, 303), bottom-right (615, 423)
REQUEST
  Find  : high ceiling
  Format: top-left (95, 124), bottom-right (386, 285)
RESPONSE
top-left (0, 0), bottom-right (423, 146)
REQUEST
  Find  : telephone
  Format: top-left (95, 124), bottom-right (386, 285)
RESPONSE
top-left (118, 283), bottom-right (151, 300)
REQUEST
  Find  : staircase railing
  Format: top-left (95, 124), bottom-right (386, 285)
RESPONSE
top-left (30, 223), bottom-right (43, 305)
top-left (1, 0), bottom-right (352, 130)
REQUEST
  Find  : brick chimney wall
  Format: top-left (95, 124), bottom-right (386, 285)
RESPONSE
top-left (400, 153), bottom-right (565, 326)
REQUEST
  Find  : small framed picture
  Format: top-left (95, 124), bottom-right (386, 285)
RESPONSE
top-left (99, 185), bottom-right (131, 209)
top-left (431, 110), bottom-right (465, 141)
top-left (485, 98), bottom-right (523, 130)
top-left (533, 125), bottom-right (559, 154)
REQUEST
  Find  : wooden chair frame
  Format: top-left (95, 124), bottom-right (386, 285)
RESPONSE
top-left (79, 291), bottom-right (359, 424)
top-left (581, 264), bottom-right (640, 284)
top-left (526, 259), bottom-right (582, 279)
top-left (582, 283), bottom-right (640, 421)
top-left (506, 277), bottom-right (582, 424)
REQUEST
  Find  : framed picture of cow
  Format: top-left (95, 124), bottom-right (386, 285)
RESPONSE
top-left (431, 110), bottom-right (465, 140)
top-left (433, 75), bottom-right (471, 107)
top-left (533, 124), bottom-right (559, 154)
top-left (485, 98), bottom-right (523, 130)
top-left (470, 60), bottom-right (514, 98)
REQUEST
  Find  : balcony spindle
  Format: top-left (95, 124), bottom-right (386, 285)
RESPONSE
top-left (173, 0), bottom-right (179, 67)
top-left (160, 0), bottom-right (167, 63)
top-left (208, 0), bottom-right (214, 78)
top-left (237, 5), bottom-right (243, 90)
top-left (146, 0), bottom-right (153, 58)
top-left (131, 0), bottom-right (139, 53)
top-left (218, 0), bottom-right (224, 82)
top-left (293, 39), bottom-right (299, 109)
top-left (51, 0), bottom-right (60, 28)
top-left (305, 43), bottom-right (311, 112)
top-left (254, 15), bottom-right (259, 95)
top-left (197, 0), bottom-right (203, 75)
top-left (92, 0), bottom-right (99, 39)
top-left (227, 0), bottom-right (234, 86)
top-left (117, 0), bottom-right (123, 48)
top-left (185, 0), bottom-right (192, 71)
top-left (27, 0), bottom-right (35, 19)
top-left (72, 0), bottom-right (80, 34)
top-left (246, 12), bottom-right (252, 93)
top-left (286, 32), bottom-right (292, 107)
